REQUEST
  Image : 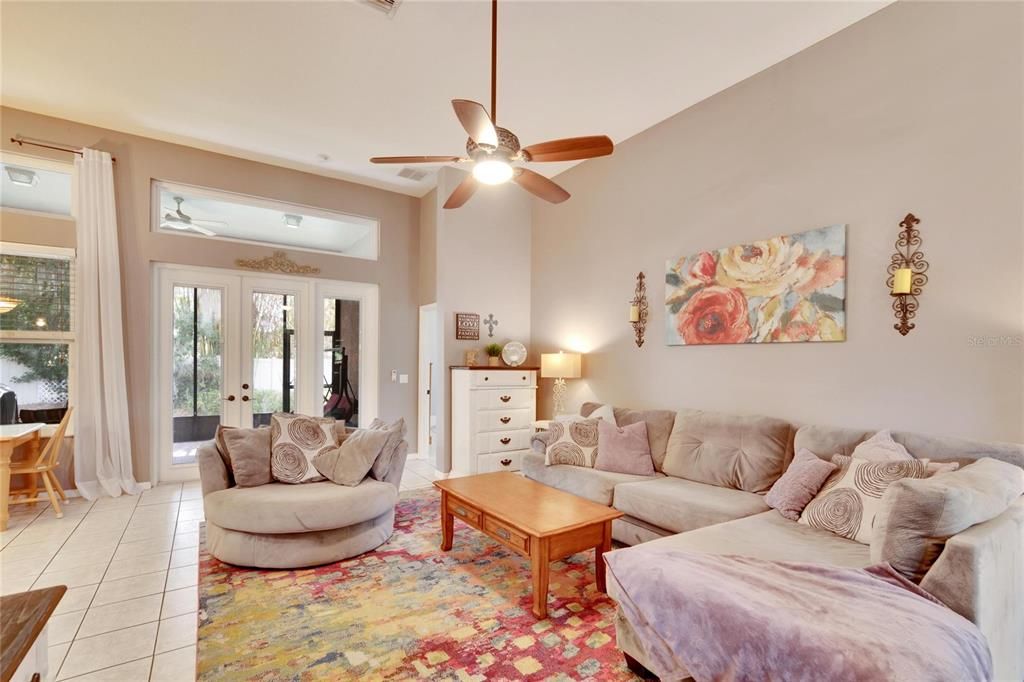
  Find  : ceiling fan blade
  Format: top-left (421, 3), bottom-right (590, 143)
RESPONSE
top-left (522, 135), bottom-right (614, 163)
top-left (513, 168), bottom-right (570, 204)
top-left (188, 224), bottom-right (217, 237)
top-left (443, 175), bottom-right (478, 209)
top-left (452, 99), bottom-right (498, 148)
top-left (370, 156), bottom-right (465, 164)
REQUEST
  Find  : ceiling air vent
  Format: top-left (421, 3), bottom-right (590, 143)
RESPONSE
top-left (363, 0), bottom-right (401, 17)
top-left (397, 167), bottom-right (429, 181)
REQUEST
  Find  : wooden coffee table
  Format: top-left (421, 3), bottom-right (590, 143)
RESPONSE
top-left (434, 472), bottom-right (623, 619)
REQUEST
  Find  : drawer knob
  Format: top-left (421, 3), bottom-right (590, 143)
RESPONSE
top-left (501, 458), bottom-right (512, 466)
top-left (500, 395), bottom-right (511, 403)
top-left (454, 506), bottom-right (467, 517)
top-left (495, 527), bottom-right (510, 541)
top-left (500, 437), bottom-right (511, 445)
top-left (500, 417), bottom-right (511, 424)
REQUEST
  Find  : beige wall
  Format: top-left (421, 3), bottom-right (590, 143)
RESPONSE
top-left (418, 189), bottom-right (437, 306)
top-left (531, 2), bottom-right (1024, 442)
top-left (1, 210), bottom-right (75, 249)
top-left (1, 106), bottom-right (421, 483)
top-left (431, 167), bottom-right (533, 471)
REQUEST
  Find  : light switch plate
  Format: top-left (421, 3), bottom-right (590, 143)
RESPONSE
top-left (399, 374), bottom-right (409, 384)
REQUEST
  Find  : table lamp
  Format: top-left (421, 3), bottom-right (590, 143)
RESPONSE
top-left (540, 351), bottom-right (582, 416)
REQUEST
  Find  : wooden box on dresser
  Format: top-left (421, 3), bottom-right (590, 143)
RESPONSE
top-left (450, 367), bottom-right (538, 476)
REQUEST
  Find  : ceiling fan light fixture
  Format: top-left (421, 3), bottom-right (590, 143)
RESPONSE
top-left (5, 166), bottom-right (37, 187)
top-left (473, 159), bottom-right (513, 185)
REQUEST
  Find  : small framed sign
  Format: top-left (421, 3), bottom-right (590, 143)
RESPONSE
top-left (455, 312), bottom-right (480, 340)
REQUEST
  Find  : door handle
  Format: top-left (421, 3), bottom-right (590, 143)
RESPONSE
top-left (500, 395), bottom-right (511, 403)
top-left (224, 395), bottom-right (236, 402)
top-left (500, 417), bottom-right (511, 424)
top-left (500, 437), bottom-right (511, 445)
top-left (500, 458), bottom-right (512, 466)
top-left (241, 395), bottom-right (250, 402)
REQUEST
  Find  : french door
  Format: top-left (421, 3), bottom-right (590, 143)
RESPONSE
top-left (152, 264), bottom-right (379, 482)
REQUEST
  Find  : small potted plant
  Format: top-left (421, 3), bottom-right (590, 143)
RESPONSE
top-left (484, 343), bottom-right (503, 367)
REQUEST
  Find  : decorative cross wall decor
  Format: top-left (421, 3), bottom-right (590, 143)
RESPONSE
top-left (483, 314), bottom-right (499, 337)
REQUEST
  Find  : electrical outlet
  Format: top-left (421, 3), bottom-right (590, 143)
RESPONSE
top-left (391, 370), bottom-right (398, 382)
top-left (399, 374), bottom-right (409, 384)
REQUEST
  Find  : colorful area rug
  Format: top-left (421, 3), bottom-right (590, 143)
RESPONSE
top-left (198, 488), bottom-right (638, 681)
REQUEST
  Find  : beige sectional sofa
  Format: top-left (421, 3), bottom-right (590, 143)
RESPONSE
top-left (524, 403), bottom-right (1024, 681)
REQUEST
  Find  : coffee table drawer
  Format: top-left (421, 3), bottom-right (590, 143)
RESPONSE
top-left (483, 515), bottom-right (530, 554)
top-left (449, 500), bottom-right (481, 528)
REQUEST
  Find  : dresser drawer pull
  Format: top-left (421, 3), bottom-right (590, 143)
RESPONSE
top-left (499, 437), bottom-right (511, 445)
top-left (500, 395), bottom-right (511, 403)
top-left (500, 458), bottom-right (512, 466)
top-left (494, 527), bottom-right (510, 541)
top-left (500, 416), bottom-right (511, 424)
top-left (453, 505), bottom-right (468, 517)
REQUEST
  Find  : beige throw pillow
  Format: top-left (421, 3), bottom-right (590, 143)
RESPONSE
top-left (313, 428), bottom-right (391, 486)
top-left (661, 410), bottom-right (792, 493)
top-left (852, 429), bottom-right (960, 476)
top-left (220, 426), bottom-right (272, 487)
top-left (872, 458), bottom-right (1024, 582)
top-left (544, 418), bottom-right (600, 467)
top-left (366, 418), bottom-right (406, 481)
top-left (270, 413), bottom-right (336, 484)
top-left (799, 454), bottom-right (929, 544)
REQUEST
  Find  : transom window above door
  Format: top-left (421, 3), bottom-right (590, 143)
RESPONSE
top-left (152, 181), bottom-right (379, 260)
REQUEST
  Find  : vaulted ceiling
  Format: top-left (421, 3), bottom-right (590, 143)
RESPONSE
top-left (1, 1), bottom-right (888, 196)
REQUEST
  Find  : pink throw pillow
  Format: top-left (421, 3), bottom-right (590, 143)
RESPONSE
top-left (766, 448), bottom-right (838, 521)
top-left (594, 420), bottom-right (655, 476)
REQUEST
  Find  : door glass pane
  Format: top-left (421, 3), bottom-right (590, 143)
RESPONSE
top-left (172, 286), bottom-right (222, 465)
top-left (322, 298), bottom-right (360, 428)
top-left (251, 292), bottom-right (296, 427)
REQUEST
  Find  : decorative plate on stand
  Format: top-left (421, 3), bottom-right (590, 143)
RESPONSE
top-left (501, 341), bottom-right (527, 367)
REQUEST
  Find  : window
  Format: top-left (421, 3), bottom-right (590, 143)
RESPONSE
top-left (0, 154), bottom-right (73, 217)
top-left (152, 181), bottom-right (379, 260)
top-left (0, 244), bottom-right (75, 425)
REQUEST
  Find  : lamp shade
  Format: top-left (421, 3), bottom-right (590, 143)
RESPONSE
top-left (540, 352), bottom-right (582, 379)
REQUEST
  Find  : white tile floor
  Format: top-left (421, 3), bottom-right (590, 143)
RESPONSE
top-left (0, 483), bottom-right (200, 681)
top-left (0, 460), bottom-right (441, 681)
top-left (401, 455), bottom-right (449, 490)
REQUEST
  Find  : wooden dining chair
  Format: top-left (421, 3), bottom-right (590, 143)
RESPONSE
top-left (9, 408), bottom-right (73, 519)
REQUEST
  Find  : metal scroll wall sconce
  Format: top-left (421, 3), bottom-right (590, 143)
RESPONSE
top-left (628, 272), bottom-right (649, 348)
top-left (886, 213), bottom-right (928, 336)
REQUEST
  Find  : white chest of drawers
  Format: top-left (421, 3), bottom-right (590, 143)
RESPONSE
top-left (450, 367), bottom-right (537, 476)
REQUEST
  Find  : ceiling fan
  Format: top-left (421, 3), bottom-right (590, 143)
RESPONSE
top-left (369, 0), bottom-right (613, 209)
top-left (160, 196), bottom-right (226, 236)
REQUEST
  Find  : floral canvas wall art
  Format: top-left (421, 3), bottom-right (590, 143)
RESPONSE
top-left (665, 224), bottom-right (846, 345)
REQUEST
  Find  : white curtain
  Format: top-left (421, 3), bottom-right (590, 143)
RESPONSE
top-left (73, 149), bottom-right (142, 499)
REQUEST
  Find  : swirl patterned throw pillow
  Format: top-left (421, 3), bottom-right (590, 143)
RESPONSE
top-left (270, 413), bottom-right (337, 484)
top-left (544, 418), bottom-right (600, 468)
top-left (798, 454), bottom-right (929, 544)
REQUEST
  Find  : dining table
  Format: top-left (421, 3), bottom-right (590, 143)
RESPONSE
top-left (0, 423), bottom-right (45, 532)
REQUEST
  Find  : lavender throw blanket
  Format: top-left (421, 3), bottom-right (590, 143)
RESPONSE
top-left (605, 547), bottom-right (992, 682)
